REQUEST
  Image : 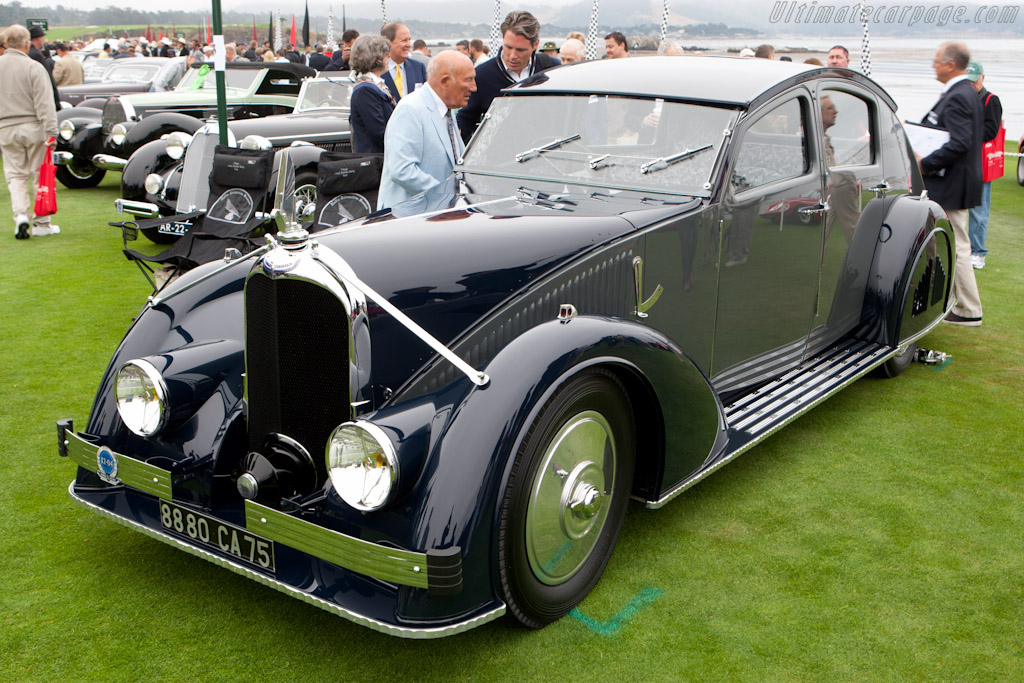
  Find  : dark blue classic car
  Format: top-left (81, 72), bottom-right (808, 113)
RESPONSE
top-left (59, 57), bottom-right (954, 637)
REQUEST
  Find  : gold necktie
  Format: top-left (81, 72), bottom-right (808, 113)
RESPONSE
top-left (394, 65), bottom-right (404, 98)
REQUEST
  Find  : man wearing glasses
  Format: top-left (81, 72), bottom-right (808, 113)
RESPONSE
top-left (919, 41), bottom-right (984, 326)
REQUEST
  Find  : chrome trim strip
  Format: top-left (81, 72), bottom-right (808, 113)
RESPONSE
top-left (92, 154), bottom-right (128, 171)
top-left (69, 482), bottom-right (505, 638)
top-left (244, 500), bottom-right (429, 589)
top-left (65, 431), bottom-right (171, 500)
top-left (312, 247), bottom-right (490, 387)
top-left (114, 198), bottom-right (160, 218)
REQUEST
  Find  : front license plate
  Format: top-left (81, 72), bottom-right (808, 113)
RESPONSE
top-left (159, 500), bottom-right (275, 572)
top-left (158, 221), bottom-right (191, 236)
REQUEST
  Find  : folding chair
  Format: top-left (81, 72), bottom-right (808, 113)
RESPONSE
top-left (310, 151), bottom-right (384, 232)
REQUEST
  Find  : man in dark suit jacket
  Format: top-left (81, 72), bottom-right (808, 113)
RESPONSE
top-left (308, 46), bottom-right (330, 70)
top-left (456, 11), bottom-right (557, 144)
top-left (380, 22), bottom-right (426, 102)
top-left (919, 41), bottom-right (984, 326)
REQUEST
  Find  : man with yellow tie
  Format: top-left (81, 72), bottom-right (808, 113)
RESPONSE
top-left (381, 21), bottom-right (426, 102)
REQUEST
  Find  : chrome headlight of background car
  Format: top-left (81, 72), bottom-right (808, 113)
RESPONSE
top-left (115, 359), bottom-right (168, 436)
top-left (58, 119), bottom-right (75, 141)
top-left (144, 173), bottom-right (164, 195)
top-left (110, 123), bottom-right (129, 146)
top-left (326, 422), bottom-right (398, 511)
top-left (241, 135), bottom-right (272, 151)
top-left (165, 131), bottom-right (193, 160)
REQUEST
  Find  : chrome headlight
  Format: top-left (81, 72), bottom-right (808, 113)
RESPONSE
top-left (115, 359), bottom-right (168, 436)
top-left (144, 173), bottom-right (164, 195)
top-left (111, 123), bottom-right (128, 146)
top-left (240, 135), bottom-right (271, 151)
top-left (59, 119), bottom-right (76, 141)
top-left (326, 422), bottom-right (398, 511)
top-left (165, 131), bottom-right (192, 160)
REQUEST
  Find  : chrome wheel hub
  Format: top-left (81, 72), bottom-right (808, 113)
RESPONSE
top-left (526, 410), bottom-right (615, 586)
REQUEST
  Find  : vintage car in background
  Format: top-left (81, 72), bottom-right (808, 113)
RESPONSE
top-left (53, 61), bottom-right (314, 188)
top-left (59, 57), bottom-right (187, 108)
top-left (115, 75), bottom-right (356, 242)
top-left (59, 57), bottom-right (954, 637)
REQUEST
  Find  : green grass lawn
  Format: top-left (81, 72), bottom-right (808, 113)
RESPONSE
top-left (1, 157), bottom-right (1022, 681)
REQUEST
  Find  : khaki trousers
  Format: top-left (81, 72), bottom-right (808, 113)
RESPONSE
top-left (0, 121), bottom-right (51, 227)
top-left (947, 208), bottom-right (982, 319)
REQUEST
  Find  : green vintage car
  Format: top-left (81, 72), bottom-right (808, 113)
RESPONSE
top-left (54, 61), bottom-right (315, 188)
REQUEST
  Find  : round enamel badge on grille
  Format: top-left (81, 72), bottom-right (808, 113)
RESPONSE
top-left (97, 446), bottom-right (119, 484)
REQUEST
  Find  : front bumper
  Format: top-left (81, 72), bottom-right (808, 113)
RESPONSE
top-left (92, 154), bottom-right (128, 171)
top-left (114, 198), bottom-right (161, 218)
top-left (60, 423), bottom-right (502, 638)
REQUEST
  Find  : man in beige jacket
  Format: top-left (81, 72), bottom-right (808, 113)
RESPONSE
top-left (0, 25), bottom-right (59, 239)
top-left (53, 42), bottom-right (84, 86)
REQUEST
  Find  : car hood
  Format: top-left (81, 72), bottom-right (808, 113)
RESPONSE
top-left (313, 184), bottom-right (698, 391)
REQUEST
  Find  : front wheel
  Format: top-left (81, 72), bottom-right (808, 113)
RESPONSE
top-left (56, 159), bottom-right (105, 189)
top-left (1016, 148), bottom-right (1024, 186)
top-left (499, 368), bottom-right (635, 628)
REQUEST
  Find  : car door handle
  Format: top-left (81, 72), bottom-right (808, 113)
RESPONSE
top-left (798, 202), bottom-right (829, 216)
top-left (869, 182), bottom-right (890, 198)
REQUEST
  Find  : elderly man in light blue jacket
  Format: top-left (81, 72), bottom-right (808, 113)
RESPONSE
top-left (376, 50), bottom-right (476, 211)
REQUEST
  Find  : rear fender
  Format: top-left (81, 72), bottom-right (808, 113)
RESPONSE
top-left (859, 194), bottom-right (952, 346)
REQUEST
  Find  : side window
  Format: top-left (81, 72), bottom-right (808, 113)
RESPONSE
top-left (820, 89), bottom-right (872, 167)
top-left (732, 97), bottom-right (808, 192)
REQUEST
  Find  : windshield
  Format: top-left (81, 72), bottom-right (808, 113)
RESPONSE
top-left (103, 63), bottom-right (160, 83)
top-left (463, 95), bottom-right (738, 197)
top-left (296, 79), bottom-right (353, 112)
top-left (175, 66), bottom-right (260, 92)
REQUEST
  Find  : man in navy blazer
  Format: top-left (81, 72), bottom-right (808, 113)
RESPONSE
top-left (381, 21), bottom-right (426, 102)
top-left (377, 50), bottom-right (476, 211)
top-left (919, 41), bottom-right (984, 326)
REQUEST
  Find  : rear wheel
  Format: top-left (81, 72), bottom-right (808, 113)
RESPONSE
top-left (499, 368), bottom-right (635, 628)
top-left (874, 341), bottom-right (918, 378)
top-left (56, 159), bottom-right (105, 189)
top-left (1016, 148), bottom-right (1024, 186)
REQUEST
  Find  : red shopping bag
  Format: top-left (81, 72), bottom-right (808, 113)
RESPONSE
top-left (34, 141), bottom-right (58, 217)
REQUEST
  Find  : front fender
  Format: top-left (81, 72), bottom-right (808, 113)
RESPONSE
top-left (860, 194), bottom-right (952, 346)
top-left (111, 113), bottom-right (205, 158)
top-left (121, 139), bottom-right (179, 208)
top-left (371, 315), bottom-right (721, 621)
top-left (61, 119), bottom-right (103, 160)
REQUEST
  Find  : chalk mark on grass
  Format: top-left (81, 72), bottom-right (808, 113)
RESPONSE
top-left (569, 586), bottom-right (663, 637)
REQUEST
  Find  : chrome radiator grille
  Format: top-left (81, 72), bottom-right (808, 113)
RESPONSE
top-left (101, 99), bottom-right (127, 136)
top-left (244, 273), bottom-right (351, 476)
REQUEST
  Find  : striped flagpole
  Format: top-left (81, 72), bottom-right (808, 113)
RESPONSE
top-left (660, 0), bottom-right (670, 44)
top-left (586, 0), bottom-right (599, 60)
top-left (859, 0), bottom-right (871, 75)
top-left (489, 0), bottom-right (502, 57)
top-left (381, 0), bottom-right (387, 23)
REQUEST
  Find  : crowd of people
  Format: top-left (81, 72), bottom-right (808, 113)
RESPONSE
top-left (0, 15), bottom-right (1006, 312)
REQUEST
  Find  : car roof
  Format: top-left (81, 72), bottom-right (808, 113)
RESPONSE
top-left (189, 60), bottom-right (316, 79)
top-left (516, 55), bottom-right (896, 111)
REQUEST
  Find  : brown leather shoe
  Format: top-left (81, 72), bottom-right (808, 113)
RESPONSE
top-left (942, 312), bottom-right (982, 327)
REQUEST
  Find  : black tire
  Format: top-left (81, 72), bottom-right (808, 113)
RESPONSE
top-left (1016, 150), bottom-right (1024, 186)
top-left (499, 368), bottom-right (635, 628)
top-left (874, 341), bottom-right (918, 379)
top-left (56, 160), bottom-right (105, 189)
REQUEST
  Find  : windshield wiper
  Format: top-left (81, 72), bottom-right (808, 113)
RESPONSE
top-left (640, 144), bottom-right (713, 175)
top-left (516, 134), bottom-right (581, 163)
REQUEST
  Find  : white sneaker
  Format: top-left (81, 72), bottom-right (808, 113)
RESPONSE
top-left (971, 253), bottom-right (985, 270)
top-left (15, 214), bottom-right (30, 240)
top-left (31, 224), bottom-right (60, 237)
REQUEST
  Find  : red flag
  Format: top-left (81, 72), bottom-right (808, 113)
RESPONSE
top-left (207, 16), bottom-right (212, 44)
top-left (252, 15), bottom-right (257, 43)
top-left (146, 25), bottom-right (152, 42)
top-left (290, 15), bottom-right (296, 49)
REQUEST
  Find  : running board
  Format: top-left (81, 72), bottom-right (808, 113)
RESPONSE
top-left (647, 339), bottom-right (893, 509)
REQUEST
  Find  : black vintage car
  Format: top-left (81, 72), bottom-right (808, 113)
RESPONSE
top-left (58, 57), bottom-right (187, 108)
top-left (53, 61), bottom-right (314, 189)
top-left (115, 75), bottom-right (356, 240)
top-left (59, 57), bottom-right (954, 638)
